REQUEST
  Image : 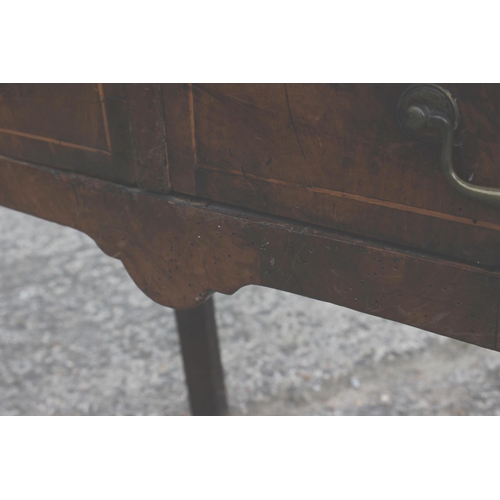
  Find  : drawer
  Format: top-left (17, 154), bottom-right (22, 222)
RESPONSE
top-left (0, 84), bottom-right (168, 190)
top-left (163, 84), bottom-right (500, 267)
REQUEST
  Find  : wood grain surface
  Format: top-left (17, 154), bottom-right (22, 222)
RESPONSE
top-left (2, 84), bottom-right (500, 352)
top-left (163, 84), bottom-right (500, 267)
top-left (1, 155), bottom-right (499, 351)
top-left (3, 84), bottom-right (500, 266)
top-left (0, 84), bottom-right (168, 187)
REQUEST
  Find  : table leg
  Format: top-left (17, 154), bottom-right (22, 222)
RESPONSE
top-left (175, 296), bottom-right (229, 416)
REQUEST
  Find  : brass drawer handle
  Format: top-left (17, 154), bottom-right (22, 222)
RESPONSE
top-left (398, 84), bottom-right (500, 207)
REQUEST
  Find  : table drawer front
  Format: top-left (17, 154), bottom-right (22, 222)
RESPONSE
top-left (0, 84), bottom-right (168, 191)
top-left (163, 84), bottom-right (500, 267)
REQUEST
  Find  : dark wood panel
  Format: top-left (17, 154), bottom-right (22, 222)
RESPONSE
top-left (0, 84), bottom-right (108, 150)
top-left (126, 84), bottom-right (169, 193)
top-left (162, 83), bottom-right (196, 195)
top-left (97, 84), bottom-right (136, 184)
top-left (163, 83), bottom-right (500, 267)
top-left (1, 155), bottom-right (499, 351)
top-left (195, 166), bottom-right (500, 267)
top-left (0, 83), bottom-right (119, 180)
top-left (0, 130), bottom-right (114, 181)
top-left (0, 83), bottom-right (168, 187)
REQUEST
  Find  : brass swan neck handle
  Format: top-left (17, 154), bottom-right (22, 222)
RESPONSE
top-left (398, 84), bottom-right (500, 208)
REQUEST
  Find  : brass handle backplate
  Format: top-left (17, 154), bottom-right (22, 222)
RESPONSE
top-left (398, 83), bottom-right (500, 207)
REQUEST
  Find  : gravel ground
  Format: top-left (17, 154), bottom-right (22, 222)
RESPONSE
top-left (1, 205), bottom-right (500, 415)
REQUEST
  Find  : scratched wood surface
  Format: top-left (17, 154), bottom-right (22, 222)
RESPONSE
top-left (1, 156), bottom-right (498, 351)
top-left (1, 84), bottom-right (500, 352)
top-left (3, 84), bottom-right (499, 266)
top-left (0, 84), bottom-right (168, 188)
top-left (163, 84), bottom-right (500, 267)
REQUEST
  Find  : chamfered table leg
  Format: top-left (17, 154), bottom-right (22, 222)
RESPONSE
top-left (174, 296), bottom-right (228, 416)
